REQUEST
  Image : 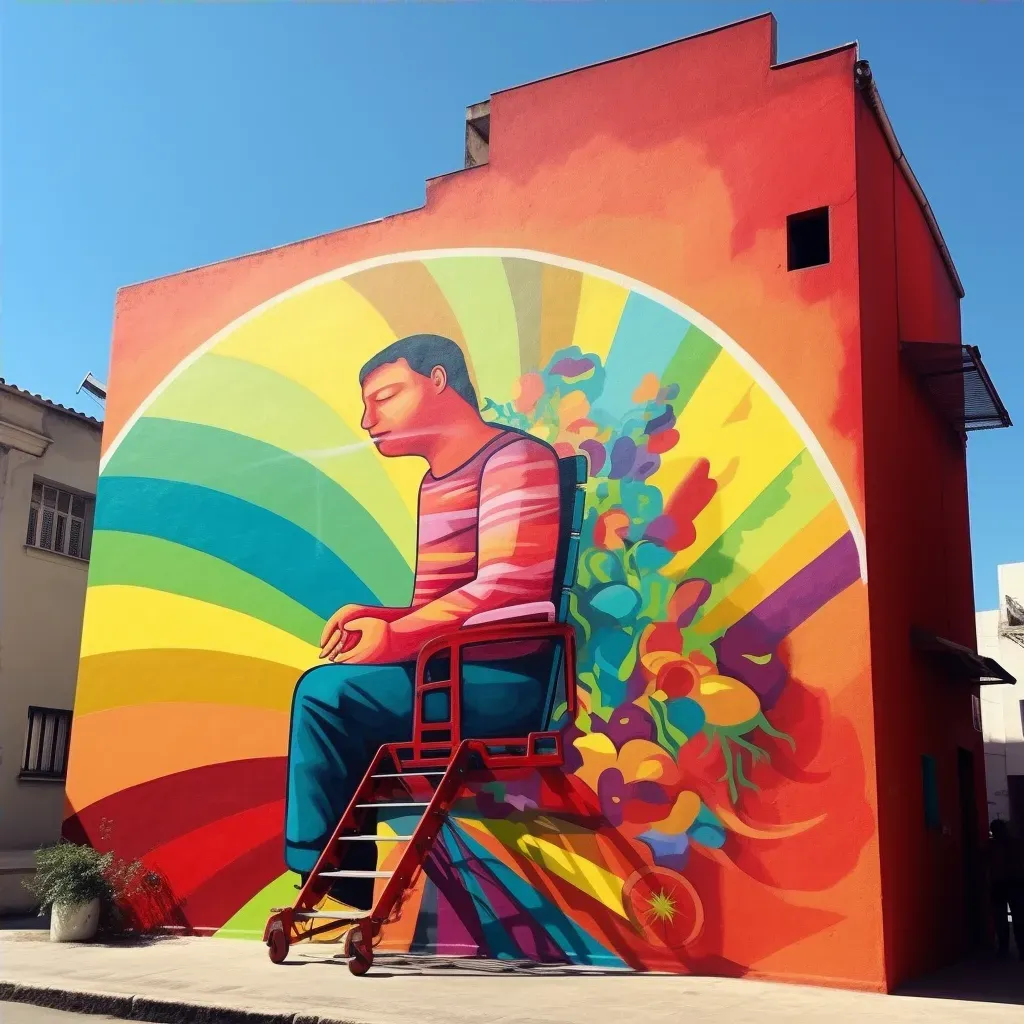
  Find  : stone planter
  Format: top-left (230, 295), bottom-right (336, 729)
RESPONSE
top-left (49, 897), bottom-right (100, 942)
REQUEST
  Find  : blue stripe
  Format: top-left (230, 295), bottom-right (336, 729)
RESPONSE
top-left (598, 294), bottom-right (690, 419)
top-left (103, 417), bottom-right (412, 605)
top-left (452, 822), bottom-right (627, 968)
top-left (95, 476), bottom-right (377, 620)
top-left (440, 831), bottom-right (520, 960)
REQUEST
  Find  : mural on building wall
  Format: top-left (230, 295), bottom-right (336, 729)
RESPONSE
top-left (66, 251), bottom-right (873, 972)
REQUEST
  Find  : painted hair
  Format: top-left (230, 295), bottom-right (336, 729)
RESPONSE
top-left (359, 334), bottom-right (478, 408)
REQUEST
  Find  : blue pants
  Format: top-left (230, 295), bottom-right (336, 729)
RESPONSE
top-left (284, 658), bottom-right (548, 891)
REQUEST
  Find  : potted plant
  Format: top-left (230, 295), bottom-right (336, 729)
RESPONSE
top-left (25, 842), bottom-right (114, 942)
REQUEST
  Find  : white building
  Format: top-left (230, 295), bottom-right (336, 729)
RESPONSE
top-left (976, 562), bottom-right (1024, 830)
top-left (0, 379), bottom-right (102, 913)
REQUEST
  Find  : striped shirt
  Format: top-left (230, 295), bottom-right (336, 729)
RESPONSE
top-left (390, 431), bottom-right (561, 647)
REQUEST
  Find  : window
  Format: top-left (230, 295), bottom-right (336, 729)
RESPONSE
top-left (26, 481), bottom-right (94, 560)
top-left (1019, 700), bottom-right (1024, 736)
top-left (20, 707), bottom-right (73, 781)
top-left (787, 206), bottom-right (830, 270)
top-left (972, 693), bottom-right (982, 733)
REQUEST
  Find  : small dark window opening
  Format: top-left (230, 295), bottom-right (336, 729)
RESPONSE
top-left (787, 207), bottom-right (830, 270)
top-left (21, 706), bottom-right (73, 780)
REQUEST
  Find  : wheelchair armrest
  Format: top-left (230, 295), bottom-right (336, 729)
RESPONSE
top-left (463, 602), bottom-right (556, 627)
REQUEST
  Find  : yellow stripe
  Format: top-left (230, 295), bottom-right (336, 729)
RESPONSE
top-left (650, 352), bottom-right (806, 578)
top-left (695, 502), bottom-right (850, 636)
top-left (80, 586), bottom-right (319, 670)
top-left (569, 275), bottom-right (629, 366)
top-left (212, 278), bottom-right (424, 520)
top-left (462, 817), bottom-right (627, 917)
top-left (73, 649), bottom-right (300, 716)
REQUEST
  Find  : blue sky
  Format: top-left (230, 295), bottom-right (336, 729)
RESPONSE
top-left (2, 1), bottom-right (1021, 608)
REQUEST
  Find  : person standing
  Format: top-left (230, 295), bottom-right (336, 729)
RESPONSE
top-left (988, 819), bottom-right (1024, 958)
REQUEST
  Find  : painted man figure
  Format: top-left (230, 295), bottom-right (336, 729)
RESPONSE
top-left (284, 334), bottom-right (562, 900)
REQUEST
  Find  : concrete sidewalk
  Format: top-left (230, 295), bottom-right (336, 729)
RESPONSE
top-left (1, 931), bottom-right (1022, 1024)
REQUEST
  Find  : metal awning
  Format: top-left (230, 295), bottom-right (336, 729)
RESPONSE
top-left (911, 628), bottom-right (1015, 685)
top-left (901, 343), bottom-right (1011, 432)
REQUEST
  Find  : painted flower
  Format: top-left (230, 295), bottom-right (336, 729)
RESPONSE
top-left (579, 439), bottom-right (606, 475)
top-left (550, 355), bottom-right (597, 381)
top-left (594, 508), bottom-right (631, 550)
top-left (632, 373), bottom-right (661, 404)
top-left (572, 733), bottom-right (681, 827)
top-left (644, 405), bottom-right (675, 436)
top-left (646, 428), bottom-right (680, 455)
top-left (630, 446), bottom-right (660, 481)
top-left (593, 703), bottom-right (656, 745)
top-left (667, 579), bottom-right (712, 628)
top-left (608, 436), bottom-right (637, 479)
top-left (545, 347), bottom-right (606, 402)
top-left (638, 828), bottom-right (689, 872)
top-left (691, 674), bottom-right (761, 728)
top-left (646, 458), bottom-right (717, 553)
top-left (599, 769), bottom-right (671, 827)
top-left (513, 372), bottom-right (545, 415)
top-left (713, 617), bottom-right (787, 710)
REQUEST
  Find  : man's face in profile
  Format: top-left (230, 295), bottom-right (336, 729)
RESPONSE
top-left (360, 358), bottom-right (439, 459)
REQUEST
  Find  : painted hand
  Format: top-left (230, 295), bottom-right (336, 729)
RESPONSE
top-left (320, 604), bottom-right (374, 660)
top-left (330, 617), bottom-right (390, 665)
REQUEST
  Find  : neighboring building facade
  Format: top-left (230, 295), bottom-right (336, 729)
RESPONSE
top-left (62, 15), bottom-right (1010, 990)
top-left (977, 564), bottom-right (1024, 829)
top-left (0, 380), bottom-right (102, 912)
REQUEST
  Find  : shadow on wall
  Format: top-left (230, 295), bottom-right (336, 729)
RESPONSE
top-left (989, 740), bottom-right (1024, 831)
top-left (897, 953), bottom-right (1024, 1007)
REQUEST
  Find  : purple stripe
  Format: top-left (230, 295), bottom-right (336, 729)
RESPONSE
top-left (713, 532), bottom-right (861, 710)
top-left (447, 830), bottom-right (563, 962)
top-left (423, 841), bottom-right (485, 956)
top-left (751, 532), bottom-right (861, 637)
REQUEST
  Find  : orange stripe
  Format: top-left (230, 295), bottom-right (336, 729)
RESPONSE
top-left (66, 703), bottom-right (288, 813)
top-left (696, 502), bottom-right (849, 636)
top-left (345, 261), bottom-right (465, 346)
top-left (538, 265), bottom-right (583, 367)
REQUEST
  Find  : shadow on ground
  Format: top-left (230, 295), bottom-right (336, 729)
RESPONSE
top-left (897, 953), bottom-right (1024, 1006)
top-left (0, 916), bottom-right (47, 932)
top-left (297, 952), bottom-right (638, 978)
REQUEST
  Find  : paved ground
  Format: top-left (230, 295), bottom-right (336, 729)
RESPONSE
top-left (1, 930), bottom-right (1022, 1024)
top-left (2, 1005), bottom-right (121, 1024)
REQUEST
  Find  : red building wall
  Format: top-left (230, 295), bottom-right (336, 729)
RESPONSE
top-left (856, 95), bottom-right (983, 987)
top-left (65, 14), bottom-right (981, 991)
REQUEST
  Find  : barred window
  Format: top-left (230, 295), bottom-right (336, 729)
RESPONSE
top-left (21, 707), bottom-right (73, 780)
top-left (26, 481), bottom-right (94, 560)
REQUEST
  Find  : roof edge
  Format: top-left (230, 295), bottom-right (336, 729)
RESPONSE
top-left (491, 12), bottom-right (779, 97)
top-left (854, 60), bottom-right (965, 299)
top-left (0, 379), bottom-right (103, 428)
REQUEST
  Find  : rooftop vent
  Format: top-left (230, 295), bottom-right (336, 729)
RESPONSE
top-left (999, 594), bottom-right (1024, 651)
top-left (465, 101), bottom-right (490, 169)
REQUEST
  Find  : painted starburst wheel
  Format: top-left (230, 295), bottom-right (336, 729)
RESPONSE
top-left (623, 867), bottom-right (704, 949)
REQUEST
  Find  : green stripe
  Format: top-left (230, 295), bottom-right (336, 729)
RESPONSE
top-left (683, 450), bottom-right (833, 625)
top-left (145, 353), bottom-right (415, 551)
top-left (89, 531), bottom-right (324, 644)
top-left (103, 417), bottom-right (412, 605)
top-left (660, 324), bottom-right (721, 408)
top-left (425, 257), bottom-right (521, 404)
top-left (502, 258), bottom-right (543, 375)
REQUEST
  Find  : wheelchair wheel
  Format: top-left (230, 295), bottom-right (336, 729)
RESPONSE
top-left (623, 867), bottom-right (704, 949)
top-left (345, 925), bottom-right (374, 976)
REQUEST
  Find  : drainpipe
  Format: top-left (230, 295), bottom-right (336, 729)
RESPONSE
top-left (854, 59), bottom-right (965, 299)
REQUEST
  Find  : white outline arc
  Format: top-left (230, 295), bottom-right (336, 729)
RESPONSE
top-left (100, 247), bottom-right (867, 582)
